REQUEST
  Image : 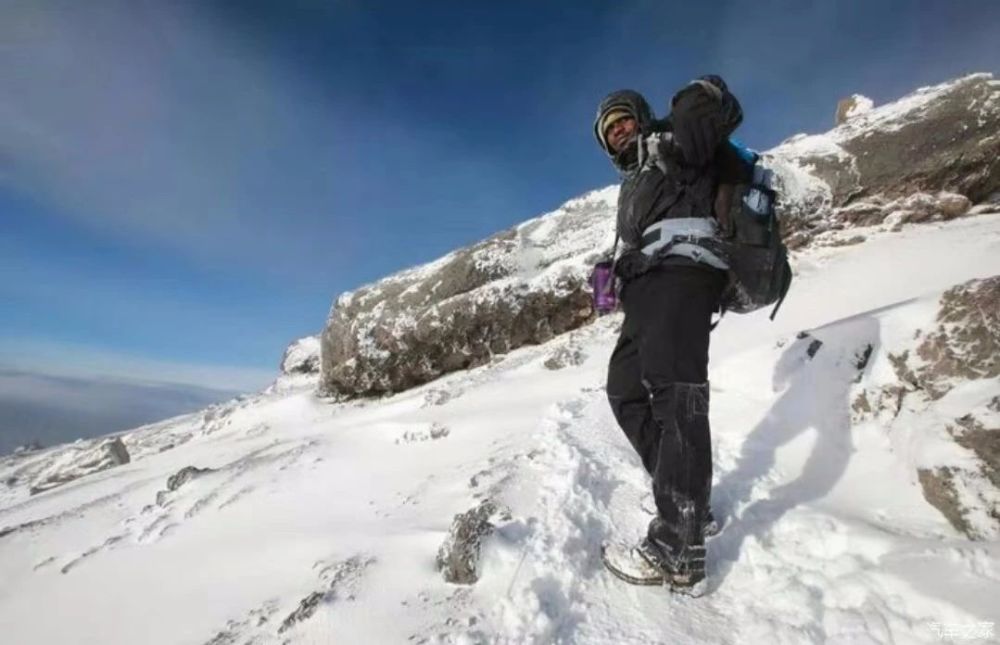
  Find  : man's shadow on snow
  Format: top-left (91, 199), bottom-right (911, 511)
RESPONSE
top-left (707, 316), bottom-right (880, 594)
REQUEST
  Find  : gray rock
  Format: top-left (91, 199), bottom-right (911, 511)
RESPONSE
top-left (773, 74), bottom-right (999, 241)
top-left (913, 276), bottom-right (1000, 399)
top-left (157, 466), bottom-right (215, 506)
top-left (953, 414), bottom-right (1000, 491)
top-left (278, 591), bottom-right (324, 635)
top-left (166, 465), bottom-right (213, 492)
top-left (841, 76), bottom-right (1000, 205)
top-left (918, 468), bottom-right (972, 537)
top-left (851, 276), bottom-right (1000, 538)
top-left (29, 437), bottom-right (130, 495)
top-left (919, 407), bottom-right (1000, 540)
top-left (436, 499), bottom-right (510, 585)
top-left (280, 335), bottom-right (321, 375)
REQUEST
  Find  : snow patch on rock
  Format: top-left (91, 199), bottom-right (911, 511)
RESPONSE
top-left (280, 335), bottom-right (321, 375)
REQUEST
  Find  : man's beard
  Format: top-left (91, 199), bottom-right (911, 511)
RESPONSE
top-left (613, 135), bottom-right (639, 171)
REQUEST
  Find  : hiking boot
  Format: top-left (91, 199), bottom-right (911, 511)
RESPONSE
top-left (637, 536), bottom-right (707, 593)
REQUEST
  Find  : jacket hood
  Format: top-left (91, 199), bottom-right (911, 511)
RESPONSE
top-left (594, 89), bottom-right (655, 171)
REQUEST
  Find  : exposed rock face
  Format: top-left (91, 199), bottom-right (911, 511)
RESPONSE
top-left (954, 412), bottom-right (1000, 491)
top-left (851, 276), bottom-right (1000, 539)
top-left (771, 74), bottom-right (999, 240)
top-left (917, 468), bottom-right (972, 536)
top-left (919, 403), bottom-right (1000, 540)
top-left (320, 189), bottom-right (613, 397)
top-left (866, 276), bottom-right (1000, 404)
top-left (833, 191), bottom-right (972, 229)
top-left (29, 438), bottom-right (130, 495)
top-left (280, 335), bottom-right (321, 375)
top-left (436, 499), bottom-right (510, 585)
top-left (320, 74), bottom-right (998, 399)
top-left (913, 276), bottom-right (1000, 400)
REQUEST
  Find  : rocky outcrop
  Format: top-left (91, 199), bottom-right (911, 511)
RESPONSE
top-left (436, 499), bottom-right (510, 584)
top-left (835, 94), bottom-right (873, 126)
top-left (320, 189), bottom-right (613, 397)
top-left (919, 400), bottom-right (1000, 540)
top-left (851, 276), bottom-right (1000, 539)
top-left (29, 437), bottom-right (130, 495)
top-left (906, 276), bottom-right (1000, 400)
top-left (771, 74), bottom-right (999, 240)
top-left (917, 468), bottom-right (973, 536)
top-left (833, 191), bottom-right (972, 228)
top-left (280, 335), bottom-right (321, 375)
top-left (854, 276), bottom-right (999, 407)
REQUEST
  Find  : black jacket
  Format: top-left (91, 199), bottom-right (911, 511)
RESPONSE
top-left (608, 77), bottom-right (743, 268)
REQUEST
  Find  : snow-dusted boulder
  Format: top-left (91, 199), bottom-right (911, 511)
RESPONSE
top-left (771, 74), bottom-right (1000, 239)
top-left (154, 465), bottom-right (214, 506)
top-left (29, 437), bottom-right (130, 495)
top-left (319, 190), bottom-right (614, 397)
top-left (280, 335), bottom-right (321, 375)
top-left (436, 499), bottom-right (510, 585)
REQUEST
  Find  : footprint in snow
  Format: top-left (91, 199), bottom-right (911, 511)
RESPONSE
top-left (395, 423), bottom-right (451, 444)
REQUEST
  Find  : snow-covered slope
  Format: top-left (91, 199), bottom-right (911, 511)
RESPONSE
top-left (2, 212), bottom-right (999, 644)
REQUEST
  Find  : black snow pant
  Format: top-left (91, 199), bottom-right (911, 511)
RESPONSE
top-left (605, 264), bottom-right (726, 550)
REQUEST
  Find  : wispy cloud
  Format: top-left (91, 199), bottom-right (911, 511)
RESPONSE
top-left (0, 338), bottom-right (275, 392)
top-left (1, 2), bottom-right (358, 276)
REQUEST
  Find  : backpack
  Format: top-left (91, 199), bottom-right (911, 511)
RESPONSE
top-left (713, 139), bottom-right (792, 320)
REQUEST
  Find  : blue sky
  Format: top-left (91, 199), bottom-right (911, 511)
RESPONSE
top-left (1, 0), bottom-right (998, 406)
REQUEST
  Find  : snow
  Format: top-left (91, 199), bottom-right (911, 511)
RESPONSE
top-left (2, 213), bottom-right (999, 643)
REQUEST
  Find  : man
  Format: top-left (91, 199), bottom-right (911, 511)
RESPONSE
top-left (594, 77), bottom-right (743, 591)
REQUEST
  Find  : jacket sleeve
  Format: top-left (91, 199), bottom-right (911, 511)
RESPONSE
top-left (667, 75), bottom-right (744, 166)
top-left (687, 74), bottom-right (743, 137)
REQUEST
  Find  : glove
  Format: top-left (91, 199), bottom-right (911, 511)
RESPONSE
top-left (613, 248), bottom-right (650, 282)
top-left (670, 83), bottom-right (726, 167)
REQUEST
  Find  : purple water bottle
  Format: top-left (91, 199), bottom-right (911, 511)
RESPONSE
top-left (590, 260), bottom-right (617, 315)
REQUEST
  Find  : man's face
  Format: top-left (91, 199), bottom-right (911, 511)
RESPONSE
top-left (605, 116), bottom-right (637, 153)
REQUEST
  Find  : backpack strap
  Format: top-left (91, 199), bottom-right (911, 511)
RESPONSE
top-left (768, 260), bottom-right (793, 320)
